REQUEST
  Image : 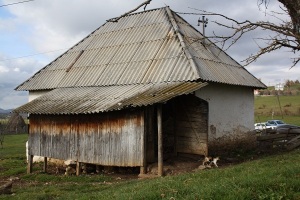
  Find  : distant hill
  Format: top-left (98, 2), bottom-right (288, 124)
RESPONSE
top-left (261, 82), bottom-right (300, 96)
top-left (0, 109), bottom-right (27, 120)
top-left (0, 108), bottom-right (13, 114)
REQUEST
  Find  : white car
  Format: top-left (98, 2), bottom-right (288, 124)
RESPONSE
top-left (267, 120), bottom-right (286, 132)
top-left (254, 123), bottom-right (267, 132)
top-left (254, 122), bottom-right (276, 133)
top-left (267, 120), bottom-right (286, 127)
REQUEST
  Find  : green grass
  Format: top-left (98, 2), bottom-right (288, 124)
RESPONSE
top-left (0, 119), bottom-right (8, 123)
top-left (0, 134), bottom-right (28, 178)
top-left (255, 95), bottom-right (300, 126)
top-left (0, 134), bottom-right (27, 158)
top-left (1, 134), bottom-right (300, 199)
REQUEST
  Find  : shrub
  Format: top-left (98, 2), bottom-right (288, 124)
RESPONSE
top-left (284, 103), bottom-right (292, 107)
top-left (258, 104), bottom-right (267, 109)
top-left (284, 109), bottom-right (291, 115)
top-left (263, 90), bottom-right (270, 95)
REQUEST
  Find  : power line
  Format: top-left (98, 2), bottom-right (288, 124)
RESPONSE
top-left (0, 0), bottom-right (35, 8)
top-left (0, 48), bottom-right (69, 62)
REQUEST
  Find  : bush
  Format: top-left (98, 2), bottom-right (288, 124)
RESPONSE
top-left (284, 103), bottom-right (292, 107)
top-left (263, 90), bottom-right (270, 95)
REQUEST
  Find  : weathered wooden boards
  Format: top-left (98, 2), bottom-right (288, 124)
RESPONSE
top-left (28, 108), bottom-right (145, 167)
top-left (257, 128), bottom-right (300, 150)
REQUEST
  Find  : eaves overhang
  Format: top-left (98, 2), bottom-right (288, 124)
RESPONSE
top-left (14, 82), bottom-right (208, 115)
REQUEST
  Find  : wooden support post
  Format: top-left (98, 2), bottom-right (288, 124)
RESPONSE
top-left (140, 139), bottom-right (147, 175)
top-left (173, 101), bottom-right (178, 156)
top-left (157, 104), bottom-right (163, 176)
top-left (27, 155), bottom-right (33, 174)
top-left (43, 157), bottom-right (47, 173)
top-left (140, 108), bottom-right (147, 175)
top-left (76, 161), bottom-right (81, 176)
top-left (140, 166), bottom-right (146, 175)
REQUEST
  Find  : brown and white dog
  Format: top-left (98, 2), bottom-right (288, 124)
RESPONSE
top-left (202, 156), bottom-right (220, 167)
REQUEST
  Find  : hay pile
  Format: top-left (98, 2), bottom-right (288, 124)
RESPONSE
top-left (6, 113), bottom-right (26, 134)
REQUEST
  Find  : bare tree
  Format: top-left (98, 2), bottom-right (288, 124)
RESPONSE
top-left (0, 123), bottom-right (4, 149)
top-left (104, 0), bottom-right (299, 67)
top-left (178, 0), bottom-right (300, 67)
top-left (107, 0), bottom-right (152, 22)
top-left (276, 0), bottom-right (300, 35)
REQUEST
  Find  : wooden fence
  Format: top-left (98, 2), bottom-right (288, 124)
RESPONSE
top-left (257, 127), bottom-right (300, 150)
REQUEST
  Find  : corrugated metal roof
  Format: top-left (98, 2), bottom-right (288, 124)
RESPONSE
top-left (15, 7), bottom-right (265, 92)
top-left (14, 82), bottom-right (207, 114)
top-left (173, 13), bottom-right (266, 88)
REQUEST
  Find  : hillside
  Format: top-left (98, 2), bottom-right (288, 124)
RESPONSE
top-left (254, 95), bottom-right (300, 125)
top-left (257, 81), bottom-right (300, 96)
top-left (0, 108), bottom-right (12, 114)
top-left (0, 109), bottom-right (13, 120)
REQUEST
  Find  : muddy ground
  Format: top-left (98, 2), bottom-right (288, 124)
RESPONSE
top-left (28, 149), bottom-right (277, 180)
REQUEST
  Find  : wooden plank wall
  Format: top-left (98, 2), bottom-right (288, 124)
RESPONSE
top-left (144, 106), bottom-right (156, 163)
top-left (28, 108), bottom-right (145, 167)
top-left (175, 95), bottom-right (208, 155)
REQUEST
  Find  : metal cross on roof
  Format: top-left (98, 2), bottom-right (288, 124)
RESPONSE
top-left (198, 16), bottom-right (208, 45)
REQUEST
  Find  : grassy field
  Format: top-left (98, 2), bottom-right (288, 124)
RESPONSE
top-left (1, 134), bottom-right (300, 199)
top-left (255, 95), bottom-right (300, 126)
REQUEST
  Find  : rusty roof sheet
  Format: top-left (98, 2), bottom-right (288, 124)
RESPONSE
top-left (14, 82), bottom-right (207, 114)
top-left (15, 7), bottom-right (265, 92)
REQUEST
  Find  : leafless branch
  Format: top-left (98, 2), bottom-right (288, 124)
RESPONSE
top-left (107, 0), bottom-right (152, 23)
top-left (176, 6), bottom-right (300, 67)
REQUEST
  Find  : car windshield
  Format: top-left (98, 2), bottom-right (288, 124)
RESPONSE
top-left (276, 120), bottom-right (285, 124)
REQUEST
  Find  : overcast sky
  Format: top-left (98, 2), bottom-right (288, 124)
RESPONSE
top-left (0, 0), bottom-right (299, 109)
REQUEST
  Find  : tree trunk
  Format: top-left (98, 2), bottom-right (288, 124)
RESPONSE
top-left (279, 0), bottom-right (300, 34)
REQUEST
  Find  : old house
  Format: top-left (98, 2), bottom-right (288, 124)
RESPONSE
top-left (14, 7), bottom-right (266, 175)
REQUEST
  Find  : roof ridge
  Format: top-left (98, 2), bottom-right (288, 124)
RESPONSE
top-left (106, 6), bottom-right (168, 22)
top-left (164, 7), bottom-right (200, 80)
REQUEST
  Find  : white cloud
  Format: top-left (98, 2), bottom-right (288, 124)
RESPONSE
top-left (0, 65), bottom-right (9, 73)
top-left (0, 90), bottom-right (28, 109)
top-left (3, 0), bottom-right (142, 54)
top-left (13, 67), bottom-right (20, 72)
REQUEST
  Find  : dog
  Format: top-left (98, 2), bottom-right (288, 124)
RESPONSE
top-left (202, 156), bottom-right (212, 166)
top-left (210, 157), bottom-right (219, 168)
top-left (201, 156), bottom-right (220, 168)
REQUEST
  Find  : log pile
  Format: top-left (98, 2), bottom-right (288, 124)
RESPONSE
top-left (257, 127), bottom-right (300, 150)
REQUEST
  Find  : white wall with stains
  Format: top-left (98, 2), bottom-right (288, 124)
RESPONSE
top-left (196, 83), bottom-right (254, 141)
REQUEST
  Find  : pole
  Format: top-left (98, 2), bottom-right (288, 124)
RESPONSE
top-left (202, 16), bottom-right (205, 39)
top-left (157, 104), bottom-right (163, 176)
top-left (43, 157), bottom-right (47, 173)
top-left (198, 16), bottom-right (208, 45)
top-left (76, 161), bottom-right (81, 176)
top-left (27, 155), bottom-right (33, 174)
top-left (276, 94), bottom-right (284, 119)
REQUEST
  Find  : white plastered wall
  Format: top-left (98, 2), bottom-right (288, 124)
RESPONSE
top-left (29, 90), bottom-right (51, 102)
top-left (195, 83), bottom-right (254, 140)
